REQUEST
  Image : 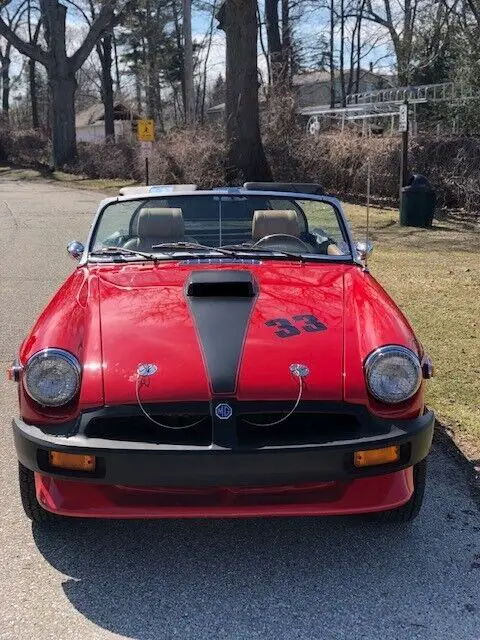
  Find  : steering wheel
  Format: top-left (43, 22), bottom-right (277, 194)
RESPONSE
top-left (253, 234), bottom-right (313, 253)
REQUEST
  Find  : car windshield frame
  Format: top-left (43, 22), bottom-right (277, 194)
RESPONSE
top-left (83, 189), bottom-right (357, 264)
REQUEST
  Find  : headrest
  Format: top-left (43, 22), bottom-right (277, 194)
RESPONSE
top-left (252, 210), bottom-right (300, 241)
top-left (136, 207), bottom-right (184, 241)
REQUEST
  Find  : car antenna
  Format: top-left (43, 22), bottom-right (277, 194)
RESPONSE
top-left (364, 157), bottom-right (371, 272)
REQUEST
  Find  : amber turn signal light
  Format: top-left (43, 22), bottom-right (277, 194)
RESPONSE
top-left (49, 451), bottom-right (96, 472)
top-left (354, 446), bottom-right (400, 468)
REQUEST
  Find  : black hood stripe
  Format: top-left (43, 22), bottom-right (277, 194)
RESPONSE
top-left (186, 271), bottom-right (257, 395)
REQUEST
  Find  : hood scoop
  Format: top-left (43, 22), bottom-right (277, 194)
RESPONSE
top-left (187, 270), bottom-right (256, 298)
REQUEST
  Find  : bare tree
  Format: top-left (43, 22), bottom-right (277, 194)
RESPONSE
top-left (281, 0), bottom-right (291, 80)
top-left (26, 0), bottom-right (42, 128)
top-left (87, 1), bottom-right (116, 139)
top-left (263, 0), bottom-right (292, 87)
top-left (0, 0), bottom-right (125, 167)
top-left (199, 0), bottom-right (217, 123)
top-left (265, 0), bottom-right (283, 84)
top-left (183, 0), bottom-right (194, 124)
top-left (70, 0), bottom-right (116, 139)
top-left (360, 0), bottom-right (459, 84)
top-left (329, 0), bottom-right (335, 106)
top-left (339, 0), bottom-right (346, 105)
top-left (362, 0), bottom-right (419, 84)
top-left (353, 0), bottom-right (366, 94)
top-left (0, 1), bottom-right (29, 119)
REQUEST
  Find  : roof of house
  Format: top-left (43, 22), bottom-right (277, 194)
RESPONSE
top-left (206, 69), bottom-right (396, 115)
top-left (292, 69), bottom-right (391, 86)
top-left (75, 102), bottom-right (137, 128)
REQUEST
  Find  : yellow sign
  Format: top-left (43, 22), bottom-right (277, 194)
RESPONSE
top-left (137, 119), bottom-right (155, 142)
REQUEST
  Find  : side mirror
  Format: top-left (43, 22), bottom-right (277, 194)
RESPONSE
top-left (355, 241), bottom-right (373, 261)
top-left (67, 240), bottom-right (85, 261)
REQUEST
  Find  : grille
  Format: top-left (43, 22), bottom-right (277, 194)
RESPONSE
top-left (237, 413), bottom-right (360, 447)
top-left (83, 410), bottom-right (360, 448)
top-left (85, 415), bottom-right (212, 446)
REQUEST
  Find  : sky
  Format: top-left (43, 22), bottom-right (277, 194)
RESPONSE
top-left (190, 2), bottom-right (394, 85)
top-left (2, 1), bottom-right (395, 104)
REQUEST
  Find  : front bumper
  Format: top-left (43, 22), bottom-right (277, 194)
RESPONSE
top-left (13, 406), bottom-right (434, 490)
top-left (33, 470), bottom-right (415, 518)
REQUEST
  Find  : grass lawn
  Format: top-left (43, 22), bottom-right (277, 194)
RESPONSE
top-left (343, 203), bottom-right (480, 460)
top-left (0, 166), bottom-right (138, 194)
top-left (51, 171), bottom-right (138, 193)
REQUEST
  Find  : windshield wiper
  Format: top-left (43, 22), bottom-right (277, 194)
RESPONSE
top-left (91, 243), bottom-right (310, 263)
top-left (89, 246), bottom-right (164, 260)
top-left (151, 242), bottom-right (240, 257)
top-left (152, 242), bottom-right (308, 261)
top-left (219, 244), bottom-right (308, 262)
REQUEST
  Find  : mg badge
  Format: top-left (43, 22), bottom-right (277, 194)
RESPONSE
top-left (137, 363), bottom-right (158, 377)
top-left (215, 403), bottom-right (233, 420)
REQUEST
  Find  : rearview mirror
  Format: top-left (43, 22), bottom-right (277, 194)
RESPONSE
top-left (67, 240), bottom-right (84, 261)
top-left (355, 241), bottom-right (373, 261)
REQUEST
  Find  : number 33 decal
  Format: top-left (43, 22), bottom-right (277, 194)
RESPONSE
top-left (265, 314), bottom-right (327, 338)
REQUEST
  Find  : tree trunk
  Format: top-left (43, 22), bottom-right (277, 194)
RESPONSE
top-left (265, 0), bottom-right (282, 85)
top-left (29, 59), bottom-right (39, 128)
top-left (41, 0), bottom-right (77, 167)
top-left (183, 0), bottom-right (195, 124)
top-left (281, 0), bottom-right (290, 83)
top-left (329, 0), bottom-right (335, 108)
top-left (154, 83), bottom-right (165, 133)
top-left (172, 0), bottom-right (186, 118)
top-left (50, 75), bottom-right (77, 167)
top-left (348, 15), bottom-right (356, 96)
top-left (220, 0), bottom-right (272, 182)
top-left (355, 0), bottom-right (365, 95)
top-left (200, 0), bottom-right (216, 125)
top-left (132, 48), bottom-right (142, 113)
top-left (98, 35), bottom-right (115, 140)
top-left (112, 31), bottom-right (121, 93)
top-left (339, 0), bottom-right (346, 107)
top-left (146, 52), bottom-right (156, 120)
top-left (2, 45), bottom-right (10, 117)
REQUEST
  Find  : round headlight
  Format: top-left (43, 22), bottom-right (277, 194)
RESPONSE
top-left (365, 346), bottom-right (422, 404)
top-left (24, 349), bottom-right (81, 407)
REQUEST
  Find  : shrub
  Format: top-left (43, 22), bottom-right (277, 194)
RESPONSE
top-left (0, 124), bottom-right (12, 163)
top-left (2, 121), bottom-right (480, 221)
top-left (8, 130), bottom-right (50, 168)
top-left (146, 126), bottom-right (225, 188)
top-left (74, 140), bottom-right (140, 180)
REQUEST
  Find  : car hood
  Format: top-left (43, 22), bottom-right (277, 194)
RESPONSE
top-left (96, 262), bottom-right (346, 404)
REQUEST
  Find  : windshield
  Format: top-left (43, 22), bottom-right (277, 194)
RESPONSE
top-left (90, 194), bottom-right (352, 260)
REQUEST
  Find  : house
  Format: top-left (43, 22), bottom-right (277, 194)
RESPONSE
top-left (206, 68), bottom-right (393, 120)
top-left (293, 69), bottom-right (392, 108)
top-left (75, 102), bottom-right (138, 143)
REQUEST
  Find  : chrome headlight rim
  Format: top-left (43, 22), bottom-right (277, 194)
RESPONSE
top-left (24, 348), bottom-right (81, 407)
top-left (364, 345), bottom-right (422, 404)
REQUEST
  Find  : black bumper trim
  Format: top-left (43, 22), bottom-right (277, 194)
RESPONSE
top-left (12, 410), bottom-right (434, 487)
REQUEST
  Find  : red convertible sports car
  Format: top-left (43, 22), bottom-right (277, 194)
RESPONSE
top-left (9, 182), bottom-right (434, 523)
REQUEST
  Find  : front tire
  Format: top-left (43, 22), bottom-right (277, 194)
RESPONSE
top-left (368, 458), bottom-right (427, 523)
top-left (18, 462), bottom-right (60, 524)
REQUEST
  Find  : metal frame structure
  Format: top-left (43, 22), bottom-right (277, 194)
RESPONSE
top-left (301, 81), bottom-right (480, 136)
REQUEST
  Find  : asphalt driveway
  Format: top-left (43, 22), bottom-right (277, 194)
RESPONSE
top-left (0, 175), bottom-right (478, 640)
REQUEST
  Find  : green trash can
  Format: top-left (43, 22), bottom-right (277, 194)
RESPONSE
top-left (400, 174), bottom-right (436, 228)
